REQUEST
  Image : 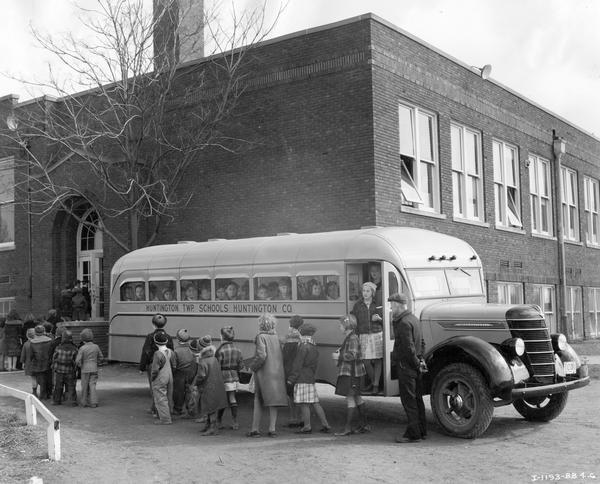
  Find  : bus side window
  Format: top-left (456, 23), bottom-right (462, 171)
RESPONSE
top-left (216, 278), bottom-right (249, 301)
top-left (253, 276), bottom-right (291, 301)
top-left (149, 281), bottom-right (176, 301)
top-left (297, 275), bottom-right (338, 300)
top-left (180, 279), bottom-right (211, 301)
top-left (120, 281), bottom-right (145, 301)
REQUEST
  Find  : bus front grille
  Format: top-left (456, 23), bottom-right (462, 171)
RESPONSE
top-left (507, 318), bottom-right (555, 385)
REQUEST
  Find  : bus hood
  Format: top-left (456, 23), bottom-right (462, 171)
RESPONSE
top-left (420, 301), bottom-right (544, 323)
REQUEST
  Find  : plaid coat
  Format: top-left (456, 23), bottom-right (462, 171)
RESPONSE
top-left (215, 342), bottom-right (244, 384)
top-left (336, 332), bottom-right (366, 377)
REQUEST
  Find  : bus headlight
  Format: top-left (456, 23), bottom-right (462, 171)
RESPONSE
top-left (503, 337), bottom-right (525, 357)
top-left (552, 333), bottom-right (567, 352)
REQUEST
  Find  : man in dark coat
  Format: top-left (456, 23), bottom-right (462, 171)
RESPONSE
top-left (389, 293), bottom-right (427, 443)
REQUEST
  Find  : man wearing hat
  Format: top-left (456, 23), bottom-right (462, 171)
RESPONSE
top-left (388, 293), bottom-right (427, 443)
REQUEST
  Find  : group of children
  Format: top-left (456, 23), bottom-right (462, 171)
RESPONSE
top-left (141, 312), bottom-right (340, 436)
top-left (19, 323), bottom-right (104, 408)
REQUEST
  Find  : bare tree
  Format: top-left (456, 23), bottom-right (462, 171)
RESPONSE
top-left (3, 0), bottom-right (283, 251)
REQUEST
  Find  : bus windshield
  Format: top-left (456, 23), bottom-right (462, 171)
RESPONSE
top-left (407, 268), bottom-right (483, 298)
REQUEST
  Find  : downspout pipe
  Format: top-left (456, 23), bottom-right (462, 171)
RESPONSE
top-left (552, 131), bottom-right (568, 338)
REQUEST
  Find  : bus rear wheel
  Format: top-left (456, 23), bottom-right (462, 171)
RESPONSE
top-left (512, 393), bottom-right (568, 422)
top-left (430, 362), bottom-right (494, 439)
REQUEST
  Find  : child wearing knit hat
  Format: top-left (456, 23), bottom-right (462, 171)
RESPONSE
top-left (172, 329), bottom-right (194, 417)
top-left (150, 331), bottom-right (176, 424)
top-left (287, 323), bottom-right (331, 434)
top-left (215, 326), bottom-right (244, 430)
top-left (75, 328), bottom-right (104, 408)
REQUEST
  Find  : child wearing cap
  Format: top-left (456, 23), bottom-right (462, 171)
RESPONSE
top-left (193, 335), bottom-right (228, 435)
top-left (215, 326), bottom-right (244, 430)
top-left (172, 328), bottom-right (194, 417)
top-left (287, 323), bottom-right (331, 434)
top-left (29, 324), bottom-right (53, 399)
top-left (184, 339), bottom-right (202, 419)
top-left (75, 328), bottom-right (104, 408)
top-left (282, 315), bottom-right (304, 428)
top-left (150, 331), bottom-right (176, 424)
top-left (20, 328), bottom-right (37, 394)
top-left (52, 330), bottom-right (79, 406)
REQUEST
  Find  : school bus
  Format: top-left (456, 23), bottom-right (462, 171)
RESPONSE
top-left (108, 226), bottom-right (590, 438)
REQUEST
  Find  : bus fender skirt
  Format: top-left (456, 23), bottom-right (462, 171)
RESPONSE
top-left (427, 335), bottom-right (513, 398)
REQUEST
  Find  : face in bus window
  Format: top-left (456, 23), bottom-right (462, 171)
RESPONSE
top-left (199, 286), bottom-right (211, 301)
top-left (369, 263), bottom-right (382, 285)
top-left (185, 285), bottom-right (198, 301)
top-left (162, 289), bottom-right (173, 301)
top-left (134, 284), bottom-right (145, 301)
top-left (326, 281), bottom-right (339, 300)
top-left (239, 283), bottom-right (249, 300)
top-left (309, 280), bottom-right (323, 299)
top-left (225, 283), bottom-right (238, 300)
top-left (256, 285), bottom-right (269, 300)
top-left (278, 281), bottom-right (290, 299)
top-left (216, 286), bottom-right (227, 300)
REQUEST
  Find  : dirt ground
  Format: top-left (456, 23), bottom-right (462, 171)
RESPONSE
top-left (1, 360), bottom-right (599, 484)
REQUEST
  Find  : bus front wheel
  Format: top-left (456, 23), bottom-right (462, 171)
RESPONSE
top-left (430, 362), bottom-right (494, 439)
top-left (512, 393), bottom-right (568, 422)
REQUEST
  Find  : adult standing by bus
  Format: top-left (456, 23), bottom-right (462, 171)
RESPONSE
top-left (389, 293), bottom-right (427, 443)
top-left (4, 309), bottom-right (23, 371)
top-left (246, 313), bottom-right (287, 437)
top-left (351, 282), bottom-right (383, 394)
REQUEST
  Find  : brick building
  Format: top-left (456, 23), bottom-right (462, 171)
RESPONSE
top-left (0, 13), bottom-right (599, 340)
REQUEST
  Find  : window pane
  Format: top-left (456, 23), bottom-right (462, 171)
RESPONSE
top-left (492, 142), bottom-right (502, 182)
top-left (215, 278), bottom-right (249, 301)
top-left (399, 105), bottom-right (414, 157)
top-left (401, 157), bottom-right (423, 204)
top-left (0, 163), bottom-right (14, 203)
top-left (453, 172), bottom-right (463, 216)
top-left (529, 160), bottom-right (537, 193)
top-left (469, 176), bottom-right (479, 218)
top-left (149, 281), bottom-right (176, 301)
top-left (252, 276), bottom-right (292, 301)
top-left (464, 131), bottom-right (478, 174)
top-left (450, 125), bottom-right (462, 171)
top-left (181, 279), bottom-right (212, 301)
top-left (446, 268), bottom-right (483, 295)
top-left (419, 161), bottom-right (434, 208)
top-left (120, 282), bottom-right (145, 301)
top-left (540, 161), bottom-right (548, 196)
top-left (505, 146), bottom-right (517, 186)
top-left (418, 112), bottom-right (434, 161)
top-left (297, 276), bottom-right (329, 300)
top-left (0, 203), bottom-right (15, 244)
top-left (406, 270), bottom-right (450, 298)
top-left (541, 199), bottom-right (549, 233)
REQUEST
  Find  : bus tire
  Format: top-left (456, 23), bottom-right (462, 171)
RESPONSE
top-left (430, 362), bottom-right (494, 439)
top-left (512, 393), bottom-right (568, 422)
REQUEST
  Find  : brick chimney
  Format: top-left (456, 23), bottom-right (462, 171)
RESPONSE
top-left (153, 0), bottom-right (204, 70)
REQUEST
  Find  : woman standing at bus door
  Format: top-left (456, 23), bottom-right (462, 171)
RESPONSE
top-left (351, 282), bottom-right (383, 394)
top-left (246, 313), bottom-right (287, 437)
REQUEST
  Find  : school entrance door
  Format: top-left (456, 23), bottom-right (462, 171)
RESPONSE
top-left (76, 209), bottom-right (104, 319)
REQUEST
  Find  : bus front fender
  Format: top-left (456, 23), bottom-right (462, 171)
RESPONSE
top-left (425, 336), bottom-right (513, 399)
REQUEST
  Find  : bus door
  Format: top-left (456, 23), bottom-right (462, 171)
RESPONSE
top-left (382, 261), bottom-right (401, 396)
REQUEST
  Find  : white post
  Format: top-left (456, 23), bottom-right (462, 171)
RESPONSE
top-left (25, 395), bottom-right (37, 426)
top-left (47, 420), bottom-right (61, 461)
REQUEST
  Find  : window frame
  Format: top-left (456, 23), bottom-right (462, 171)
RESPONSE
top-left (0, 157), bottom-right (15, 249)
top-left (496, 282), bottom-right (523, 304)
top-left (531, 284), bottom-right (556, 333)
top-left (493, 140), bottom-right (522, 228)
top-left (528, 154), bottom-right (553, 236)
top-left (451, 123), bottom-right (484, 221)
top-left (586, 287), bottom-right (600, 339)
top-left (561, 166), bottom-right (580, 242)
top-left (583, 176), bottom-right (600, 246)
top-left (398, 102), bottom-right (440, 212)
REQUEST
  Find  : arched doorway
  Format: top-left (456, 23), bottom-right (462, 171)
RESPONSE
top-left (76, 208), bottom-right (104, 319)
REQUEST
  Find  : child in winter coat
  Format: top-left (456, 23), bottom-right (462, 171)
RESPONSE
top-left (150, 331), bottom-right (176, 425)
top-left (287, 323), bottom-right (331, 434)
top-left (52, 330), bottom-right (78, 405)
top-left (75, 328), bottom-right (104, 407)
top-left (172, 328), bottom-right (194, 417)
top-left (30, 325), bottom-right (53, 398)
top-left (282, 315), bottom-right (304, 427)
top-left (215, 326), bottom-right (244, 430)
top-left (194, 335), bottom-right (228, 436)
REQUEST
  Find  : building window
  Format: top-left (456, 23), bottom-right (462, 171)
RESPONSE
top-left (398, 103), bottom-right (439, 212)
top-left (531, 284), bottom-right (556, 333)
top-left (0, 297), bottom-right (15, 315)
top-left (561, 167), bottom-right (579, 242)
top-left (493, 140), bottom-right (522, 228)
top-left (0, 158), bottom-right (15, 247)
top-left (586, 288), bottom-right (600, 339)
top-left (528, 155), bottom-right (553, 236)
top-left (497, 282), bottom-right (523, 304)
top-left (566, 286), bottom-right (583, 340)
top-left (451, 123), bottom-right (483, 221)
top-left (584, 176), bottom-right (599, 246)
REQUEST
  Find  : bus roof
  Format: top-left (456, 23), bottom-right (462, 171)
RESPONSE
top-left (111, 226), bottom-right (480, 275)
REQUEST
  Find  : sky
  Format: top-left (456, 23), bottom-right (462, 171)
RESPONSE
top-left (1, 0), bottom-right (599, 137)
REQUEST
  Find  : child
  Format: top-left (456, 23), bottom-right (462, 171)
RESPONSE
top-left (52, 330), bottom-right (78, 406)
top-left (215, 326), bottom-right (244, 430)
top-left (334, 315), bottom-right (369, 436)
top-left (20, 328), bottom-right (36, 392)
top-left (282, 315), bottom-right (303, 428)
top-left (75, 328), bottom-right (104, 408)
top-left (139, 314), bottom-right (173, 414)
top-left (150, 331), bottom-right (176, 425)
top-left (172, 328), bottom-right (194, 417)
top-left (30, 325), bottom-right (53, 399)
top-left (4, 309), bottom-right (23, 372)
top-left (185, 339), bottom-right (202, 419)
top-left (287, 323), bottom-right (331, 434)
top-left (194, 335), bottom-right (228, 436)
